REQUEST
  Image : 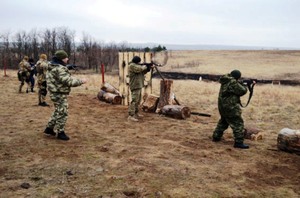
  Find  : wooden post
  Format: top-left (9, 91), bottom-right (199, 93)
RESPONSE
top-left (156, 79), bottom-right (173, 113)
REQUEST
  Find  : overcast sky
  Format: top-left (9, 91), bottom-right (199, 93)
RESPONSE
top-left (1, 0), bottom-right (299, 48)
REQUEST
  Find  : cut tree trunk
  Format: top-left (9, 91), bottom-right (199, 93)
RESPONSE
top-left (161, 105), bottom-right (191, 119)
top-left (97, 90), bottom-right (122, 105)
top-left (142, 93), bottom-right (159, 113)
top-left (156, 79), bottom-right (173, 113)
top-left (277, 128), bottom-right (300, 155)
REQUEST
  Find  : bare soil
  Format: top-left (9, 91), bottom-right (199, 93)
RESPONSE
top-left (1, 50), bottom-right (300, 198)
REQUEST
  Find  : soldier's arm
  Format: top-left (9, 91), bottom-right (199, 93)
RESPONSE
top-left (58, 67), bottom-right (83, 87)
top-left (232, 80), bottom-right (248, 96)
top-left (129, 64), bottom-right (147, 73)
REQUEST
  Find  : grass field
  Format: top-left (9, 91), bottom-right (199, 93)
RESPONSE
top-left (0, 50), bottom-right (299, 198)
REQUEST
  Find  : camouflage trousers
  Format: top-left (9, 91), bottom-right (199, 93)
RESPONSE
top-left (213, 115), bottom-right (245, 143)
top-left (128, 88), bottom-right (142, 116)
top-left (19, 76), bottom-right (31, 93)
top-left (47, 93), bottom-right (68, 132)
top-left (38, 81), bottom-right (47, 103)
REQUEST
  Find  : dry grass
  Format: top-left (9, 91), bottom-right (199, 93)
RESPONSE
top-left (0, 50), bottom-right (300, 198)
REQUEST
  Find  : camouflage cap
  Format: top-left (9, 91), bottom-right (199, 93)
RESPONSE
top-left (55, 50), bottom-right (68, 60)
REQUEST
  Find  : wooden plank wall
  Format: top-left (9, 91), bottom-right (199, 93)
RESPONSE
top-left (119, 52), bottom-right (153, 105)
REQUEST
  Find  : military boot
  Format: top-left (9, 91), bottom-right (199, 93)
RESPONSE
top-left (57, 131), bottom-right (70, 141)
top-left (128, 115), bottom-right (138, 122)
top-left (234, 142), bottom-right (249, 149)
top-left (44, 127), bottom-right (56, 136)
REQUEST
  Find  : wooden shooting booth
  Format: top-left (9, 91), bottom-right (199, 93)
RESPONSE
top-left (118, 52), bottom-right (153, 106)
top-left (118, 52), bottom-right (191, 119)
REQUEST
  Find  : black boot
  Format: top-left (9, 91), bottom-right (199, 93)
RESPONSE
top-left (57, 131), bottom-right (70, 141)
top-left (31, 88), bottom-right (35, 92)
top-left (39, 102), bottom-right (50, 107)
top-left (234, 142), bottom-right (249, 149)
top-left (26, 89), bottom-right (29, 93)
top-left (44, 127), bottom-right (56, 136)
top-left (212, 136), bottom-right (221, 142)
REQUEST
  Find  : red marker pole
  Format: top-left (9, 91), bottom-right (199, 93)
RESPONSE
top-left (101, 63), bottom-right (105, 84)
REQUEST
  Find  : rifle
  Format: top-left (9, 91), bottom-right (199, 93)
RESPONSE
top-left (240, 78), bottom-right (257, 107)
top-left (66, 64), bottom-right (81, 71)
top-left (139, 62), bottom-right (165, 81)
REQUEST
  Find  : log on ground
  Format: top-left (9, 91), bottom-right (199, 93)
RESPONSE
top-left (101, 82), bottom-right (122, 96)
top-left (161, 105), bottom-right (191, 119)
top-left (277, 128), bottom-right (300, 155)
top-left (97, 90), bottom-right (122, 105)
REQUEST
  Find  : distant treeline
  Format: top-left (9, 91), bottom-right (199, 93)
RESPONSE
top-left (0, 26), bottom-right (167, 72)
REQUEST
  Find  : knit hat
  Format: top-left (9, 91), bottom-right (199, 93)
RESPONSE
top-left (230, 70), bottom-right (241, 79)
top-left (40, 54), bottom-right (47, 60)
top-left (55, 50), bottom-right (68, 60)
top-left (132, 56), bottom-right (141, 64)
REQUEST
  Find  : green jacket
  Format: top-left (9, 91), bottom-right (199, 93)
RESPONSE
top-left (218, 74), bottom-right (248, 117)
top-left (46, 58), bottom-right (83, 94)
top-left (128, 62), bottom-right (148, 90)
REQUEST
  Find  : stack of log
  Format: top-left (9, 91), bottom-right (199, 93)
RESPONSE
top-left (277, 128), bottom-right (300, 155)
top-left (97, 82), bottom-right (122, 105)
top-left (142, 79), bottom-right (191, 119)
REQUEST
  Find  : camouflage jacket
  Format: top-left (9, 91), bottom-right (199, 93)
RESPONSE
top-left (36, 59), bottom-right (48, 83)
top-left (46, 58), bottom-right (83, 94)
top-left (128, 62), bottom-right (148, 90)
top-left (217, 74), bottom-right (248, 117)
top-left (18, 59), bottom-right (31, 74)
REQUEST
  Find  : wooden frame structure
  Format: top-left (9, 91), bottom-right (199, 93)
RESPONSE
top-left (118, 52), bottom-right (153, 105)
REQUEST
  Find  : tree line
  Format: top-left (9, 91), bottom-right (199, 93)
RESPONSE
top-left (0, 26), bottom-right (167, 72)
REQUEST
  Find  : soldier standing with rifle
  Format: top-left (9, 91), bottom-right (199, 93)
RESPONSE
top-left (44, 50), bottom-right (87, 141)
top-left (127, 56), bottom-right (152, 122)
top-left (212, 70), bottom-right (255, 149)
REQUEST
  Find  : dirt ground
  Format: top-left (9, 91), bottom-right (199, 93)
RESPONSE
top-left (1, 51), bottom-right (300, 197)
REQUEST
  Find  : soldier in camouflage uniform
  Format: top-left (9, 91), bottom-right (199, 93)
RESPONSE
top-left (18, 56), bottom-right (32, 93)
top-left (212, 70), bottom-right (250, 149)
top-left (128, 56), bottom-right (152, 122)
top-left (36, 54), bottom-right (49, 106)
top-left (44, 50), bottom-right (87, 141)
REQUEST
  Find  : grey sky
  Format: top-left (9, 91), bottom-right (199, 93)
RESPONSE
top-left (1, 0), bottom-right (299, 48)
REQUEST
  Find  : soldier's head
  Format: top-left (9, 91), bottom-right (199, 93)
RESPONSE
top-left (23, 56), bottom-right (29, 61)
top-left (230, 70), bottom-right (241, 79)
top-left (40, 54), bottom-right (47, 60)
top-left (55, 50), bottom-right (68, 64)
top-left (132, 56), bottom-right (141, 64)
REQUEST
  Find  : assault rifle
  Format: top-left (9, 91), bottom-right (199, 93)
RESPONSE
top-left (242, 78), bottom-right (257, 86)
top-left (66, 64), bottom-right (81, 71)
top-left (240, 78), bottom-right (257, 107)
top-left (139, 62), bottom-right (165, 81)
